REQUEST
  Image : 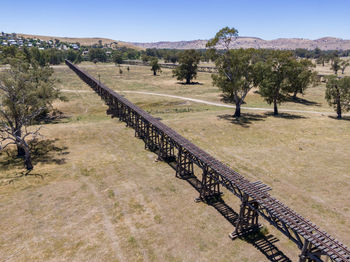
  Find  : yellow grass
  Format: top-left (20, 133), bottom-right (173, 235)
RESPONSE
top-left (0, 64), bottom-right (349, 261)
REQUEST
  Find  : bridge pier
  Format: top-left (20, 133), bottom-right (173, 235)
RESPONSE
top-left (145, 125), bottom-right (159, 152)
top-left (299, 240), bottom-right (324, 262)
top-left (106, 99), bottom-right (121, 119)
top-left (196, 168), bottom-right (221, 202)
top-left (157, 134), bottom-right (176, 162)
top-left (229, 193), bottom-right (260, 239)
top-left (134, 115), bottom-right (142, 138)
top-left (176, 148), bottom-right (193, 179)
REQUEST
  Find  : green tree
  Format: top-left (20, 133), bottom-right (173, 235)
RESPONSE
top-left (206, 26), bottom-right (238, 49)
top-left (206, 27), bottom-right (265, 117)
top-left (172, 49), bottom-right (200, 84)
top-left (316, 54), bottom-right (327, 67)
top-left (325, 76), bottom-right (350, 119)
top-left (286, 58), bottom-right (317, 98)
top-left (67, 50), bottom-right (78, 62)
top-left (340, 60), bottom-right (349, 74)
top-left (150, 58), bottom-right (161, 76)
top-left (23, 46), bottom-right (32, 63)
top-left (30, 47), bottom-right (47, 66)
top-left (45, 49), bottom-right (64, 65)
top-left (74, 51), bottom-right (82, 64)
top-left (88, 48), bottom-right (107, 63)
top-left (331, 57), bottom-right (341, 75)
top-left (0, 59), bottom-right (63, 170)
top-left (112, 51), bottom-right (123, 65)
top-left (259, 50), bottom-right (295, 115)
top-left (212, 49), bottom-right (264, 117)
top-left (141, 54), bottom-right (150, 63)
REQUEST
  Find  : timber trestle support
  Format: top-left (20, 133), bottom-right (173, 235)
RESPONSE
top-left (195, 167), bottom-right (222, 203)
top-left (66, 60), bottom-right (350, 262)
top-left (229, 193), bottom-right (260, 239)
top-left (176, 147), bottom-right (194, 179)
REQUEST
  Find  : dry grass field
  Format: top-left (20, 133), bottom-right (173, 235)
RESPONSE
top-left (0, 63), bottom-right (349, 261)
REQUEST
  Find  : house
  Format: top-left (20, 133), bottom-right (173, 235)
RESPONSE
top-left (71, 43), bottom-right (79, 50)
top-left (9, 40), bottom-right (17, 45)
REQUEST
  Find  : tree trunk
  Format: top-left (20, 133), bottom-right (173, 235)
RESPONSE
top-left (293, 90), bottom-right (298, 99)
top-left (153, 70), bottom-right (156, 76)
top-left (273, 99), bottom-right (278, 115)
top-left (234, 101), bottom-right (241, 117)
top-left (15, 128), bottom-right (25, 157)
top-left (17, 146), bottom-right (25, 157)
top-left (337, 98), bottom-right (342, 119)
top-left (22, 144), bottom-right (33, 171)
top-left (186, 77), bottom-right (191, 84)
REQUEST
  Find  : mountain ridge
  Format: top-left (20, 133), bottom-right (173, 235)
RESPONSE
top-left (9, 33), bottom-right (350, 50)
top-left (131, 36), bottom-right (350, 50)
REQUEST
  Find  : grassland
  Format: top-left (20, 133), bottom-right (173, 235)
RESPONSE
top-left (0, 63), bottom-right (349, 261)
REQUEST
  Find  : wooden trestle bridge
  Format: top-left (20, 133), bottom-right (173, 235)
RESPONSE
top-left (65, 60), bottom-right (350, 262)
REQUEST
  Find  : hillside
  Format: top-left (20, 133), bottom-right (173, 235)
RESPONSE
top-left (13, 33), bottom-right (350, 50)
top-left (17, 33), bottom-right (141, 49)
top-left (131, 36), bottom-right (350, 50)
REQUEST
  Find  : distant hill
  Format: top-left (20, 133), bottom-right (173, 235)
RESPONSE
top-left (14, 33), bottom-right (350, 50)
top-left (131, 37), bottom-right (350, 50)
top-left (17, 33), bottom-right (141, 49)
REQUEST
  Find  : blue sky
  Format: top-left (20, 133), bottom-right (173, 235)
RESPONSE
top-left (1, 0), bottom-right (349, 42)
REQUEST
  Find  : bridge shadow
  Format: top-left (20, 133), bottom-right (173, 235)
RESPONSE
top-left (167, 161), bottom-right (291, 262)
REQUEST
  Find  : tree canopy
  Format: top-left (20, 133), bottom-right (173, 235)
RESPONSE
top-left (258, 50), bottom-right (294, 115)
top-left (285, 58), bottom-right (317, 98)
top-left (88, 48), bottom-right (107, 63)
top-left (325, 76), bottom-right (350, 118)
top-left (211, 48), bottom-right (264, 117)
top-left (206, 26), bottom-right (238, 49)
top-left (150, 58), bottom-right (161, 76)
top-left (172, 49), bottom-right (200, 84)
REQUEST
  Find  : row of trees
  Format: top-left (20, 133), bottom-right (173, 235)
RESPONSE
top-left (0, 46), bottom-right (82, 65)
top-left (294, 48), bottom-right (350, 60)
top-left (206, 27), bottom-right (317, 116)
top-left (167, 29), bottom-right (316, 117)
top-left (167, 27), bottom-right (350, 118)
top-left (3, 44), bottom-right (349, 68)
